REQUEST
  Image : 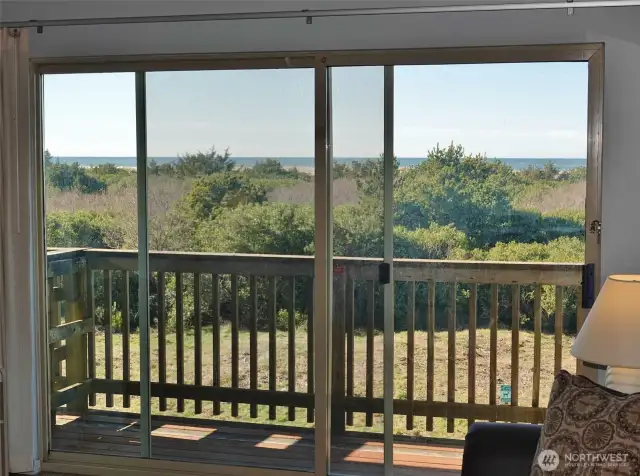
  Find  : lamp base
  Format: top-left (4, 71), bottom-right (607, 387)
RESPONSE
top-left (605, 367), bottom-right (640, 394)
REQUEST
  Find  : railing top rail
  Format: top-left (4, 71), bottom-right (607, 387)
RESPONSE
top-left (46, 248), bottom-right (87, 260)
top-left (46, 248), bottom-right (583, 285)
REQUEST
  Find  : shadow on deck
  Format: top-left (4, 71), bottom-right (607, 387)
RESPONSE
top-left (53, 411), bottom-right (463, 475)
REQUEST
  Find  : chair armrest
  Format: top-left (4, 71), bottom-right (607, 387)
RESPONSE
top-left (461, 422), bottom-right (541, 476)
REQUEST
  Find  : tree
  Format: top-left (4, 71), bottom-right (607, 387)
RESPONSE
top-left (46, 160), bottom-right (107, 194)
top-left (181, 173), bottom-right (267, 221)
top-left (333, 160), bottom-right (353, 179)
top-left (395, 144), bottom-right (516, 246)
top-left (521, 161), bottom-right (560, 181)
top-left (251, 158), bottom-right (285, 176)
top-left (242, 158), bottom-right (312, 182)
top-left (174, 146), bottom-right (235, 177)
top-left (351, 155), bottom-right (400, 205)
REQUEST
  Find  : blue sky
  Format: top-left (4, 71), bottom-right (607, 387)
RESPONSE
top-left (43, 62), bottom-right (588, 159)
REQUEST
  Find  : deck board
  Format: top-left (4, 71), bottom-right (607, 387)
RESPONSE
top-left (52, 412), bottom-right (462, 475)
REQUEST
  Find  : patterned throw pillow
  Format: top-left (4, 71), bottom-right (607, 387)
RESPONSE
top-left (530, 370), bottom-right (640, 475)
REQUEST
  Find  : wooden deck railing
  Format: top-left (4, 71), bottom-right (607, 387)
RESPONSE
top-left (47, 248), bottom-right (583, 435)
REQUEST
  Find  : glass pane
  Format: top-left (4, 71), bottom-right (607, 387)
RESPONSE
top-left (392, 62), bottom-right (588, 470)
top-left (330, 65), bottom-right (385, 476)
top-left (44, 73), bottom-right (142, 456)
top-left (145, 68), bottom-right (315, 470)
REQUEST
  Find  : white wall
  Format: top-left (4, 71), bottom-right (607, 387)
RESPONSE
top-left (3, 1), bottom-right (640, 472)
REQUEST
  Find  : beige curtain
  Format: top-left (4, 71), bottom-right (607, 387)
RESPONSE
top-left (0, 27), bottom-right (30, 476)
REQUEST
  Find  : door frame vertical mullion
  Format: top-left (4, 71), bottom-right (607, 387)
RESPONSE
top-left (314, 57), bottom-right (333, 476)
top-left (383, 65), bottom-right (395, 476)
top-left (135, 71), bottom-right (152, 458)
top-left (581, 48), bottom-right (604, 381)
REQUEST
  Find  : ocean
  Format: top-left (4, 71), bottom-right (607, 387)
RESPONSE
top-left (53, 156), bottom-right (587, 171)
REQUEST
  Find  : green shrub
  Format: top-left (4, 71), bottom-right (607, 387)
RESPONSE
top-left (182, 173), bottom-right (267, 221)
top-left (45, 155), bottom-right (107, 194)
top-left (394, 224), bottom-right (469, 259)
top-left (87, 163), bottom-right (135, 189)
top-left (198, 202), bottom-right (314, 255)
top-left (149, 146), bottom-right (235, 177)
top-left (276, 309), bottom-right (307, 330)
top-left (46, 211), bottom-right (123, 248)
top-left (395, 144), bottom-right (518, 246)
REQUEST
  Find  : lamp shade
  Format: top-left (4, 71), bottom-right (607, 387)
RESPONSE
top-left (571, 275), bottom-right (640, 368)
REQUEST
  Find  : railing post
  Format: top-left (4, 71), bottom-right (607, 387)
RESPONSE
top-left (48, 274), bottom-right (62, 428)
top-left (66, 260), bottom-right (88, 413)
top-left (331, 267), bottom-right (346, 436)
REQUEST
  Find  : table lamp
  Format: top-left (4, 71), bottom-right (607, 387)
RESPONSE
top-left (571, 274), bottom-right (640, 394)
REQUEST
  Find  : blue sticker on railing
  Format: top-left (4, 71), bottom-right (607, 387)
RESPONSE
top-left (500, 384), bottom-right (512, 405)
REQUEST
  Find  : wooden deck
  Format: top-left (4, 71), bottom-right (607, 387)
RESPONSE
top-left (52, 411), bottom-right (463, 475)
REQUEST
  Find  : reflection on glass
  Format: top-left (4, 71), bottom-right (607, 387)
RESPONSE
top-left (44, 73), bottom-right (141, 456)
top-left (145, 69), bottom-right (315, 470)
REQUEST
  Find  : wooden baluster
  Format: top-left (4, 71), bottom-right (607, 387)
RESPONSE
top-left (555, 286), bottom-right (564, 375)
top-left (489, 284), bottom-right (498, 422)
top-left (447, 282), bottom-right (456, 433)
top-left (346, 278), bottom-right (355, 427)
top-left (49, 276), bottom-right (61, 421)
top-left (86, 270), bottom-right (96, 407)
top-left (231, 274), bottom-right (239, 417)
top-left (157, 272), bottom-right (167, 411)
top-left (122, 271), bottom-right (131, 408)
top-left (406, 281), bottom-right (415, 431)
top-left (426, 280), bottom-right (435, 432)
top-left (532, 284), bottom-right (542, 408)
top-left (468, 283), bottom-right (477, 429)
top-left (250, 276), bottom-right (258, 418)
top-left (268, 276), bottom-right (277, 420)
top-left (366, 280), bottom-right (375, 427)
top-left (212, 274), bottom-right (221, 415)
top-left (511, 284), bottom-right (520, 419)
top-left (194, 273), bottom-right (202, 415)
top-left (176, 272), bottom-right (184, 413)
top-left (307, 278), bottom-right (314, 423)
top-left (67, 269), bottom-right (88, 413)
top-left (288, 276), bottom-right (297, 421)
top-left (332, 271), bottom-right (346, 433)
top-left (104, 270), bottom-right (113, 408)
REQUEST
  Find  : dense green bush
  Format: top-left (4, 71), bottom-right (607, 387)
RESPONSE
top-left (46, 211), bottom-right (123, 248)
top-left (394, 224), bottom-right (469, 259)
top-left (395, 145), bottom-right (517, 246)
top-left (198, 202), bottom-right (314, 254)
top-left (182, 173), bottom-right (268, 221)
top-left (148, 146), bottom-right (234, 177)
top-left (87, 163), bottom-right (135, 189)
top-left (245, 158), bottom-right (311, 182)
top-left (45, 155), bottom-right (107, 194)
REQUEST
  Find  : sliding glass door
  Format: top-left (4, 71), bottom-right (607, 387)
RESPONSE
top-left (328, 65), bottom-right (387, 476)
top-left (144, 68), bottom-right (316, 469)
top-left (40, 46), bottom-right (601, 476)
top-left (43, 72), bottom-right (144, 456)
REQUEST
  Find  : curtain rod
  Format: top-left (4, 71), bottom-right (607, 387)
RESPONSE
top-left (1, 0), bottom-right (639, 29)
